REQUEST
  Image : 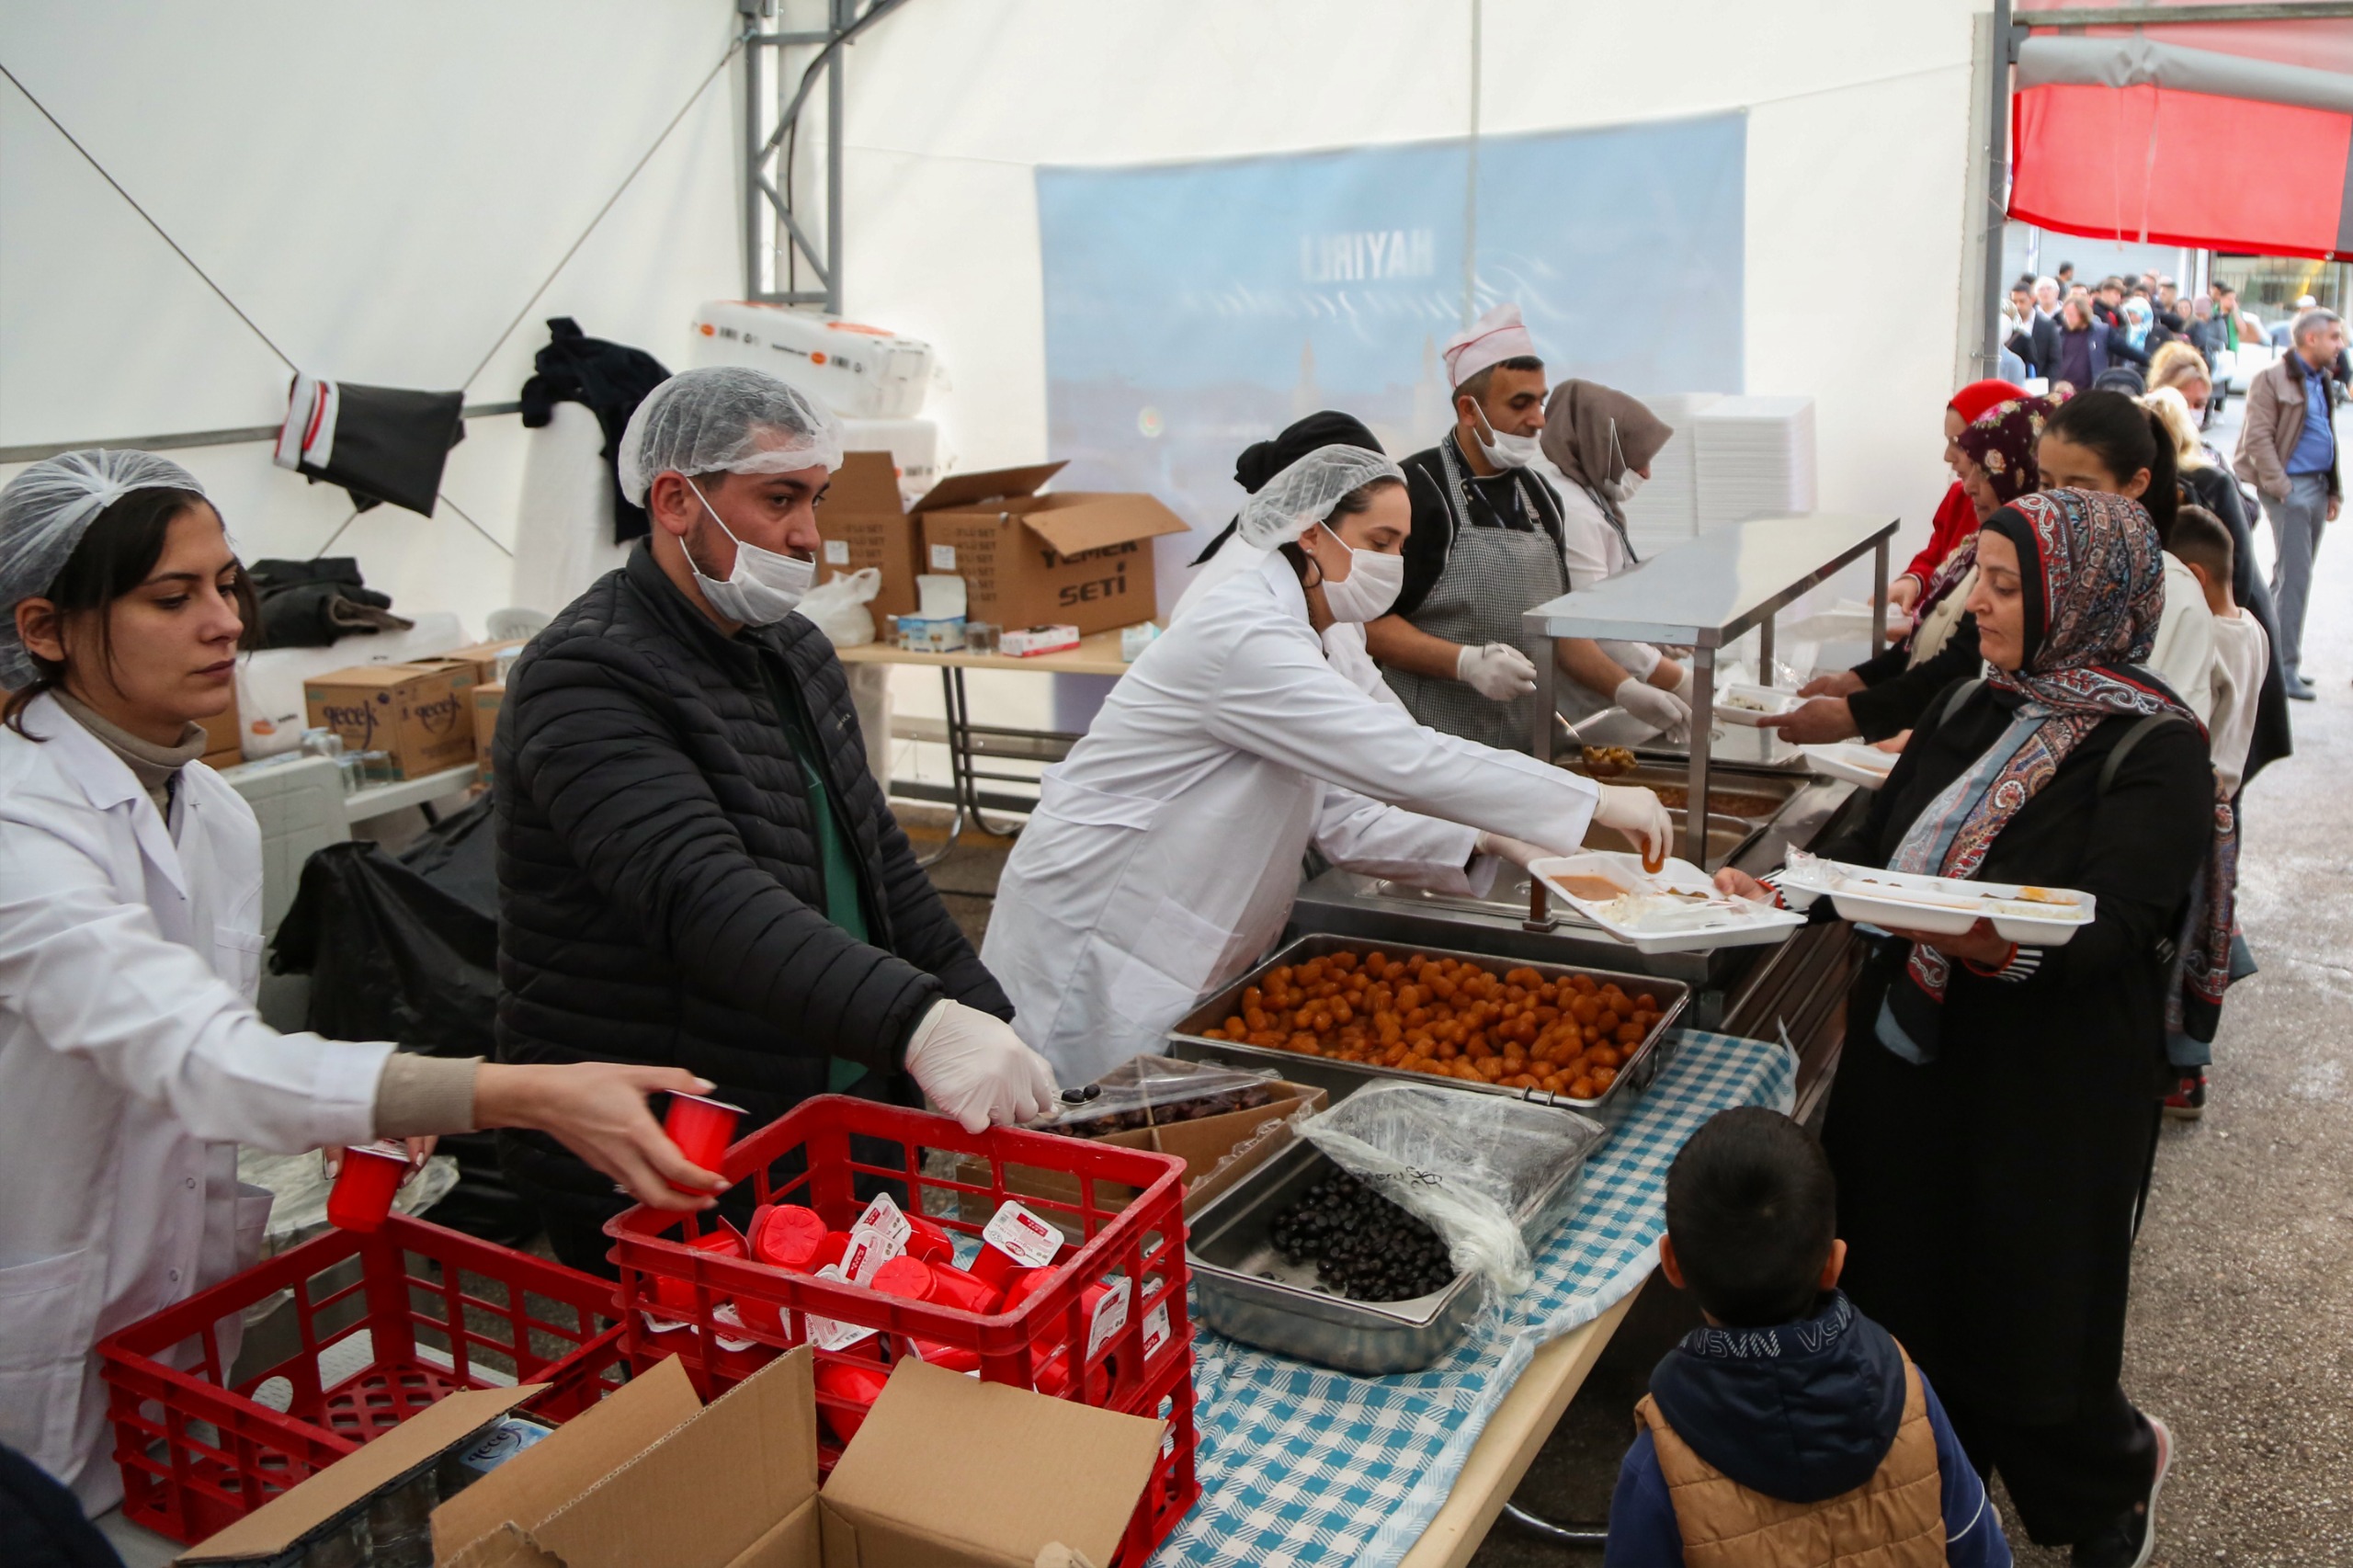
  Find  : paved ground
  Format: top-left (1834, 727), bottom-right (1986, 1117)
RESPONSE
top-left (913, 400), bottom-right (2353, 1565)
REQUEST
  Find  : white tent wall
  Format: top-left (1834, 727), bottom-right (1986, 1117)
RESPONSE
top-left (0, 1), bottom-right (747, 639)
top-left (4, 0), bottom-right (1983, 768)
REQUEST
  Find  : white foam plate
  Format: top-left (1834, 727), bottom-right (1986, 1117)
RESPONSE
top-left (1799, 742), bottom-right (1899, 789)
top-left (1713, 684), bottom-right (1802, 727)
top-left (1775, 860), bottom-right (2096, 944)
top-left (1532, 852), bottom-right (1806, 955)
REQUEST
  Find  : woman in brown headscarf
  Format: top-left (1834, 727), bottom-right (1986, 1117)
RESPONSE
top-left (1537, 381), bottom-right (1689, 700)
top-left (1540, 380), bottom-right (1676, 592)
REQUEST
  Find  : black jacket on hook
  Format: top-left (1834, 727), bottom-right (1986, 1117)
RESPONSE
top-left (517, 317), bottom-right (672, 543)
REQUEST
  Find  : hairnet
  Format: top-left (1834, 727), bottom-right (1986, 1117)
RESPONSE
top-left (615, 366), bottom-right (844, 506)
top-left (1233, 445), bottom-right (1405, 551)
top-left (0, 449), bottom-right (208, 687)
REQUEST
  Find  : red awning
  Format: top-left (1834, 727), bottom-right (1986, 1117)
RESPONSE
top-left (2008, 1), bottom-right (2353, 260)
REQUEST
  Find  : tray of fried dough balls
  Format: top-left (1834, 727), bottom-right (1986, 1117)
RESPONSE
top-left (1166, 935), bottom-right (1692, 1122)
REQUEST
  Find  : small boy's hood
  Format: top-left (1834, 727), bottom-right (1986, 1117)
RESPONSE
top-left (1648, 1290), bottom-right (1906, 1505)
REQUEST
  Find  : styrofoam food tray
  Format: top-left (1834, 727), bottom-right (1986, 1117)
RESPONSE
top-left (1799, 741), bottom-right (1898, 789)
top-left (1776, 859), bottom-right (2096, 944)
top-left (1532, 851), bottom-right (1805, 955)
top-left (1713, 684), bottom-right (1802, 726)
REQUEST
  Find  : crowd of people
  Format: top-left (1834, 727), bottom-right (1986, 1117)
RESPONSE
top-left (0, 278), bottom-right (2327, 1568)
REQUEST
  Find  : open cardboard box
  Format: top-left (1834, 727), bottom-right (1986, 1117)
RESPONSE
top-left (817, 451), bottom-right (926, 642)
top-left (179, 1350), bottom-right (1167, 1568)
top-left (961, 1081), bottom-right (1324, 1236)
top-left (911, 461), bottom-right (1188, 639)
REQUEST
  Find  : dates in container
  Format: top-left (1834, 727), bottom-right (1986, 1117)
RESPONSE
top-left (1267, 1170), bottom-right (1454, 1302)
top-left (1199, 949), bottom-right (1664, 1102)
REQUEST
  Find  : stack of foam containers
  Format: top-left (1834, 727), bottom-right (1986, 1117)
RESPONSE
top-left (1694, 396), bottom-right (1817, 529)
top-left (1620, 392), bottom-right (1722, 551)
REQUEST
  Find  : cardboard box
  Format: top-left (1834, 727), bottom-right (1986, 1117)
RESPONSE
top-left (303, 659), bottom-right (478, 780)
top-left (912, 462), bottom-right (1188, 639)
top-left (817, 451), bottom-right (923, 642)
top-left (966, 1081), bottom-right (1324, 1233)
top-left (440, 638), bottom-right (528, 686)
top-left (473, 682), bottom-right (505, 773)
top-left (432, 1348), bottom-right (1166, 1568)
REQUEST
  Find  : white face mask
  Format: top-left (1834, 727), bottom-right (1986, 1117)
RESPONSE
top-left (685, 478), bottom-right (813, 626)
top-left (1469, 405), bottom-right (1540, 470)
top-left (1600, 420), bottom-right (1647, 503)
top-left (1313, 523), bottom-right (1405, 622)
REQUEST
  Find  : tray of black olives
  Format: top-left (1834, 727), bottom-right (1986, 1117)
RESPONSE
top-left (1184, 1114), bottom-right (1597, 1373)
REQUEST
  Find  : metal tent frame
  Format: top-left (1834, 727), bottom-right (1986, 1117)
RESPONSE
top-left (737, 0), bottom-right (910, 312)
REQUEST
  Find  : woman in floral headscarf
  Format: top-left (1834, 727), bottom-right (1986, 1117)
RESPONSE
top-left (1774, 392), bottom-right (2066, 745)
top-left (1728, 488), bottom-right (2213, 1563)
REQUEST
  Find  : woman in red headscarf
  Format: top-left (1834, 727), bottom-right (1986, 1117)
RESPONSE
top-left (1887, 378), bottom-right (2027, 614)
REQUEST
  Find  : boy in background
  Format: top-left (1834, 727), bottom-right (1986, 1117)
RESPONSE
top-left (1606, 1108), bottom-right (2011, 1567)
top-left (2163, 505), bottom-right (2270, 1119)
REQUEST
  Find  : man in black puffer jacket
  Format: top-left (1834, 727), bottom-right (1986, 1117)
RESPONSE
top-left (494, 368), bottom-right (1055, 1270)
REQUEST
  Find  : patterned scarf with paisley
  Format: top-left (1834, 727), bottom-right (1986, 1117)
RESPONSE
top-left (1887, 488), bottom-right (2199, 1010)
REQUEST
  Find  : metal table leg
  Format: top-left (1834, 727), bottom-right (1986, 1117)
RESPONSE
top-left (1870, 539), bottom-right (1890, 659)
top-left (1757, 611), bottom-right (1776, 687)
top-left (948, 665), bottom-right (1027, 839)
top-left (1685, 646), bottom-right (1715, 866)
top-left (912, 667), bottom-right (971, 870)
top-left (1502, 1502), bottom-right (1610, 1547)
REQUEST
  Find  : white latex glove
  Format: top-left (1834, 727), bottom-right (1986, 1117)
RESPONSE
top-left (1666, 661), bottom-right (1695, 702)
top-left (904, 999), bottom-right (1059, 1134)
top-left (1613, 676), bottom-right (1691, 735)
top-left (1474, 831), bottom-right (1558, 871)
top-left (1593, 784), bottom-right (1674, 867)
top-left (1456, 642), bottom-right (1539, 701)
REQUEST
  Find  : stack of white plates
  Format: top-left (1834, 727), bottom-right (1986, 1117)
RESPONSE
top-left (1620, 392), bottom-right (1722, 544)
top-left (1694, 396), bottom-right (1817, 529)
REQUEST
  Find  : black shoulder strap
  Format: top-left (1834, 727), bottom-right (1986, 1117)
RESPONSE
top-left (2098, 711), bottom-right (2198, 795)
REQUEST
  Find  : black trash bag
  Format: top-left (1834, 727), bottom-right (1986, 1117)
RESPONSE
top-left (270, 792), bottom-right (537, 1244)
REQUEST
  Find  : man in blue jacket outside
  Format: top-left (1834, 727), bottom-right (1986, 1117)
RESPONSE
top-left (1606, 1108), bottom-right (2011, 1567)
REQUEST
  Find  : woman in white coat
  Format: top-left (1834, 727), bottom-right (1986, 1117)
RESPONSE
top-left (983, 447), bottom-right (1673, 1085)
top-left (0, 452), bottom-right (724, 1511)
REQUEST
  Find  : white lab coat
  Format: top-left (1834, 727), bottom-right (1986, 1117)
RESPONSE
top-left (0, 695), bottom-right (390, 1510)
top-left (983, 556), bottom-right (1600, 1085)
top-left (1169, 534), bottom-right (1407, 710)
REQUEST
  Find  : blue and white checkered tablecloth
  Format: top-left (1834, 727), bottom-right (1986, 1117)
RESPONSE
top-left (1153, 1028), bottom-right (1798, 1568)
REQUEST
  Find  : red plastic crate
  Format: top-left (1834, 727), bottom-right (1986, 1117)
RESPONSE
top-left (97, 1214), bottom-right (626, 1546)
top-left (606, 1094), bottom-right (1200, 1563)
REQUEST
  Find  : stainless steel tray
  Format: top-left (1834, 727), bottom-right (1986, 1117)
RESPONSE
top-left (1552, 762), bottom-right (1810, 824)
top-left (1166, 934), bottom-right (1690, 1123)
top-left (1185, 1119), bottom-right (1599, 1373)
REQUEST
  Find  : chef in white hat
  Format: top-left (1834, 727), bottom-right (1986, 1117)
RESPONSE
top-left (1365, 302), bottom-right (1695, 750)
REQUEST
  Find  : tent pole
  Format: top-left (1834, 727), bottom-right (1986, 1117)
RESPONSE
top-left (1981, 0), bottom-right (2015, 380)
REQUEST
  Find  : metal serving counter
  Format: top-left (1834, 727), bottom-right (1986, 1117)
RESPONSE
top-left (1521, 511), bottom-right (1900, 865)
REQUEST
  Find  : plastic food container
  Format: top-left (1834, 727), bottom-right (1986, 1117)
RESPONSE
top-left (324, 1142), bottom-right (410, 1233)
top-left (660, 1092), bottom-right (743, 1191)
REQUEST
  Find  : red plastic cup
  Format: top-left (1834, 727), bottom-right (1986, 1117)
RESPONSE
top-left (910, 1338), bottom-right (980, 1373)
top-left (921, 1262), bottom-right (1003, 1313)
top-left (325, 1142), bottom-right (410, 1233)
top-left (1031, 1343), bottom-right (1109, 1402)
top-left (654, 1227), bottom-right (745, 1313)
top-left (750, 1204), bottom-right (847, 1273)
top-left (903, 1212), bottom-right (956, 1265)
top-left (814, 1359), bottom-right (892, 1444)
top-left (868, 1256), bottom-right (937, 1301)
top-left (661, 1093), bottom-right (744, 1194)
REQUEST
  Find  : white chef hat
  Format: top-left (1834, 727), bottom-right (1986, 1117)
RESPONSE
top-left (1441, 302), bottom-right (1539, 388)
top-left (1233, 445), bottom-right (1406, 551)
top-left (616, 366), bottom-right (844, 506)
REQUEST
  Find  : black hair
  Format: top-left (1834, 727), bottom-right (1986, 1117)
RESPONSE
top-left (2043, 389), bottom-right (2179, 543)
top-left (3, 488), bottom-right (256, 738)
top-left (1276, 476), bottom-right (1407, 588)
top-left (1454, 355), bottom-right (1546, 409)
top-left (1663, 1107), bottom-right (1837, 1327)
top-left (2168, 504), bottom-right (2235, 587)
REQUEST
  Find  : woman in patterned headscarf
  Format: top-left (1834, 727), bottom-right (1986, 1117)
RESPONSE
top-left (1777, 392), bottom-right (2065, 744)
top-left (1728, 488), bottom-right (2214, 1562)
